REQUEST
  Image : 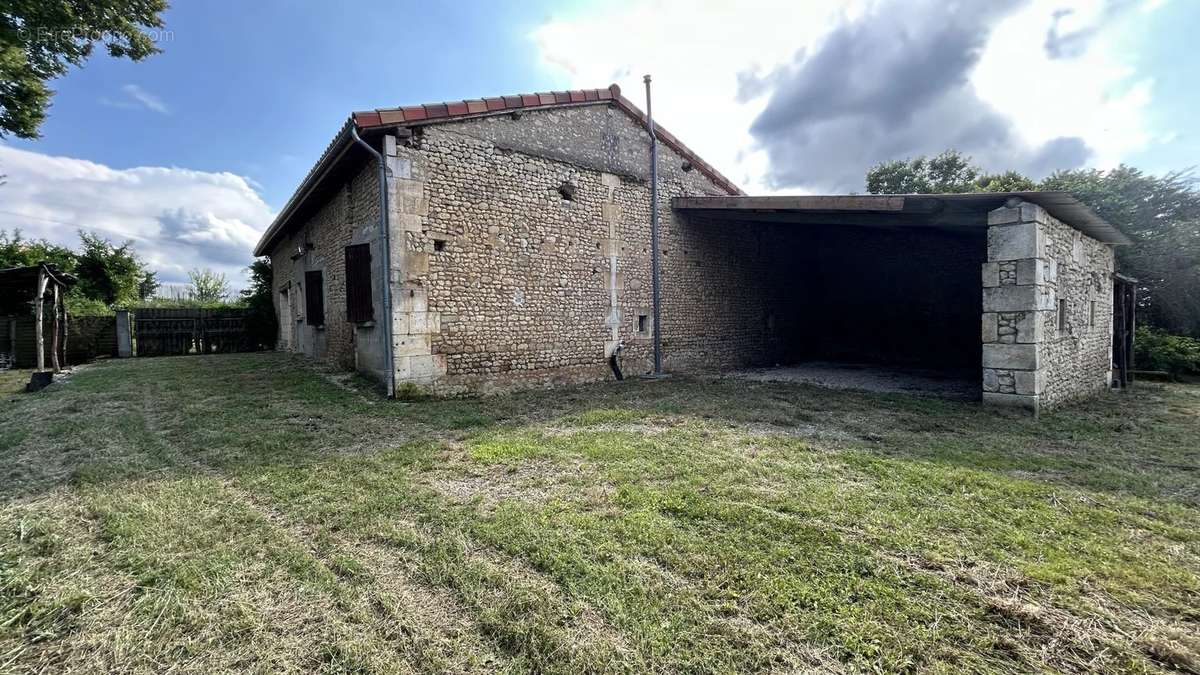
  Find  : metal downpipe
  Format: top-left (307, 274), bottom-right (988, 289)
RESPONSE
top-left (644, 74), bottom-right (663, 376)
top-left (350, 124), bottom-right (396, 398)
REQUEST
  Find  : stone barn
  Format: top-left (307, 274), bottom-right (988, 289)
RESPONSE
top-left (253, 84), bottom-right (1132, 411)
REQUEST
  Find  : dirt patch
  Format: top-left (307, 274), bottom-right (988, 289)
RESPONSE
top-left (426, 458), bottom-right (611, 511)
top-left (731, 362), bottom-right (978, 400)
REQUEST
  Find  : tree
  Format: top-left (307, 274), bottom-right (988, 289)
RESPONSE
top-left (1041, 167), bottom-right (1200, 337)
top-left (240, 258), bottom-right (277, 350)
top-left (975, 170), bottom-right (1037, 193)
top-left (0, 228), bottom-right (76, 270)
top-left (866, 150), bottom-right (981, 194)
top-left (1, 0), bottom-right (168, 138)
top-left (74, 231), bottom-right (150, 306)
top-left (187, 267), bottom-right (230, 303)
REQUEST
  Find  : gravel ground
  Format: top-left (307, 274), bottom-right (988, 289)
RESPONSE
top-left (730, 361), bottom-right (980, 400)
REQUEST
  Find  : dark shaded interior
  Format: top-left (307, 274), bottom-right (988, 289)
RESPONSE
top-left (766, 223), bottom-right (985, 373)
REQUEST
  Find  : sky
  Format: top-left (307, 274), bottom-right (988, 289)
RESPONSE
top-left (1, 0), bottom-right (1195, 290)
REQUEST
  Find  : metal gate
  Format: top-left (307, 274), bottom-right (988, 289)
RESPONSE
top-left (134, 308), bottom-right (252, 357)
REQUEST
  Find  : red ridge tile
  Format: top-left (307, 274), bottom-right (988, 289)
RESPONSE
top-left (447, 101), bottom-right (469, 115)
top-left (521, 94), bottom-right (540, 106)
top-left (466, 100), bottom-right (487, 114)
top-left (484, 97), bottom-right (505, 111)
top-left (401, 106), bottom-right (426, 121)
top-left (424, 103), bottom-right (449, 119)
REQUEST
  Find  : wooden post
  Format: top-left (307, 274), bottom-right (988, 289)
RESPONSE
top-left (61, 295), bottom-right (69, 368)
top-left (34, 268), bottom-right (47, 372)
top-left (50, 284), bottom-right (61, 372)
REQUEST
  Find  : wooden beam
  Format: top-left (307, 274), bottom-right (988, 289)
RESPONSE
top-left (34, 268), bottom-right (47, 372)
top-left (50, 284), bottom-right (60, 372)
top-left (672, 195), bottom-right (911, 211)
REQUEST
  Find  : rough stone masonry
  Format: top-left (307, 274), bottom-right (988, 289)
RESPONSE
top-left (265, 89), bottom-right (1123, 411)
top-left (982, 199), bottom-right (1115, 412)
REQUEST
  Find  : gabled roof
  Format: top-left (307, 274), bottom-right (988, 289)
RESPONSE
top-left (254, 84), bottom-right (742, 256)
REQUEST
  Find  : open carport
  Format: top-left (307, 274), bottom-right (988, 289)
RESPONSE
top-left (671, 193), bottom-right (1132, 410)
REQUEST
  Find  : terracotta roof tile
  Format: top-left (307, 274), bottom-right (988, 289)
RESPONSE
top-left (484, 97), bottom-right (504, 111)
top-left (501, 95), bottom-right (523, 108)
top-left (377, 110), bottom-right (405, 124)
top-left (466, 99), bottom-right (487, 114)
top-left (354, 111), bottom-right (382, 127)
top-left (521, 94), bottom-right (540, 106)
top-left (424, 103), bottom-right (449, 119)
top-left (447, 101), bottom-right (469, 116)
top-left (400, 105), bottom-right (426, 121)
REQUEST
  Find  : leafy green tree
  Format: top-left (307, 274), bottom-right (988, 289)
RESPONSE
top-left (137, 270), bottom-right (159, 300)
top-left (74, 231), bottom-right (150, 306)
top-left (866, 150), bottom-right (981, 194)
top-left (1, 0), bottom-right (168, 138)
top-left (975, 171), bottom-right (1037, 193)
top-left (0, 228), bottom-right (76, 270)
top-left (187, 267), bottom-right (230, 303)
top-left (1041, 167), bottom-right (1200, 337)
top-left (240, 258), bottom-right (276, 350)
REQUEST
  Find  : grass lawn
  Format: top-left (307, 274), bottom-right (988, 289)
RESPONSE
top-left (1, 353), bottom-right (1197, 673)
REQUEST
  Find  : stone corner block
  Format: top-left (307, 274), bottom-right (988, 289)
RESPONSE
top-left (983, 392), bottom-right (1039, 412)
top-left (987, 222), bottom-right (1042, 261)
top-left (982, 313), bottom-right (999, 343)
top-left (981, 262), bottom-right (1000, 288)
top-left (987, 206), bottom-right (1021, 226)
top-left (1012, 369), bottom-right (1045, 396)
top-left (1016, 258), bottom-right (1055, 286)
top-left (982, 343), bottom-right (1039, 370)
top-left (1014, 311), bottom-right (1045, 344)
top-left (1020, 202), bottom-right (1048, 224)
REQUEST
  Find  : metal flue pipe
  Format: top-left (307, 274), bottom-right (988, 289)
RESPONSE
top-left (644, 74), bottom-right (663, 376)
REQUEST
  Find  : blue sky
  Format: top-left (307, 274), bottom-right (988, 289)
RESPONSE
top-left (1, 0), bottom-right (1195, 288)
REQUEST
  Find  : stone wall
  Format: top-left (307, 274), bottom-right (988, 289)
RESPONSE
top-left (981, 200), bottom-right (1115, 411)
top-left (381, 103), bottom-right (764, 393)
top-left (270, 160), bottom-right (390, 382)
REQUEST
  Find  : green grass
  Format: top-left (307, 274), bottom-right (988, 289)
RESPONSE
top-left (1, 353), bottom-right (1198, 673)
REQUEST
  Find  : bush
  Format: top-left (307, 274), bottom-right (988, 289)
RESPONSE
top-left (1134, 326), bottom-right (1200, 376)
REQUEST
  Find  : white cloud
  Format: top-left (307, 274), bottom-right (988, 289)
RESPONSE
top-left (0, 144), bottom-right (273, 289)
top-left (100, 84), bottom-right (170, 114)
top-left (974, 0), bottom-right (1156, 171)
top-left (532, 0), bottom-right (1162, 193)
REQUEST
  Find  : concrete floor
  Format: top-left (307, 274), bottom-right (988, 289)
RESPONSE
top-left (730, 361), bottom-right (980, 400)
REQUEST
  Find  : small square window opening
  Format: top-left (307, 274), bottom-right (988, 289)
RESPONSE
top-left (433, 239), bottom-right (446, 252)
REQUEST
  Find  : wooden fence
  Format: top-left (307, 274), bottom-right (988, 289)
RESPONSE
top-left (133, 308), bottom-right (252, 357)
top-left (1, 315), bottom-right (117, 368)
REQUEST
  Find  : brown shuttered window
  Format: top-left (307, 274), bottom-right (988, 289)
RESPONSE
top-left (345, 244), bottom-right (374, 323)
top-left (304, 270), bottom-right (325, 326)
